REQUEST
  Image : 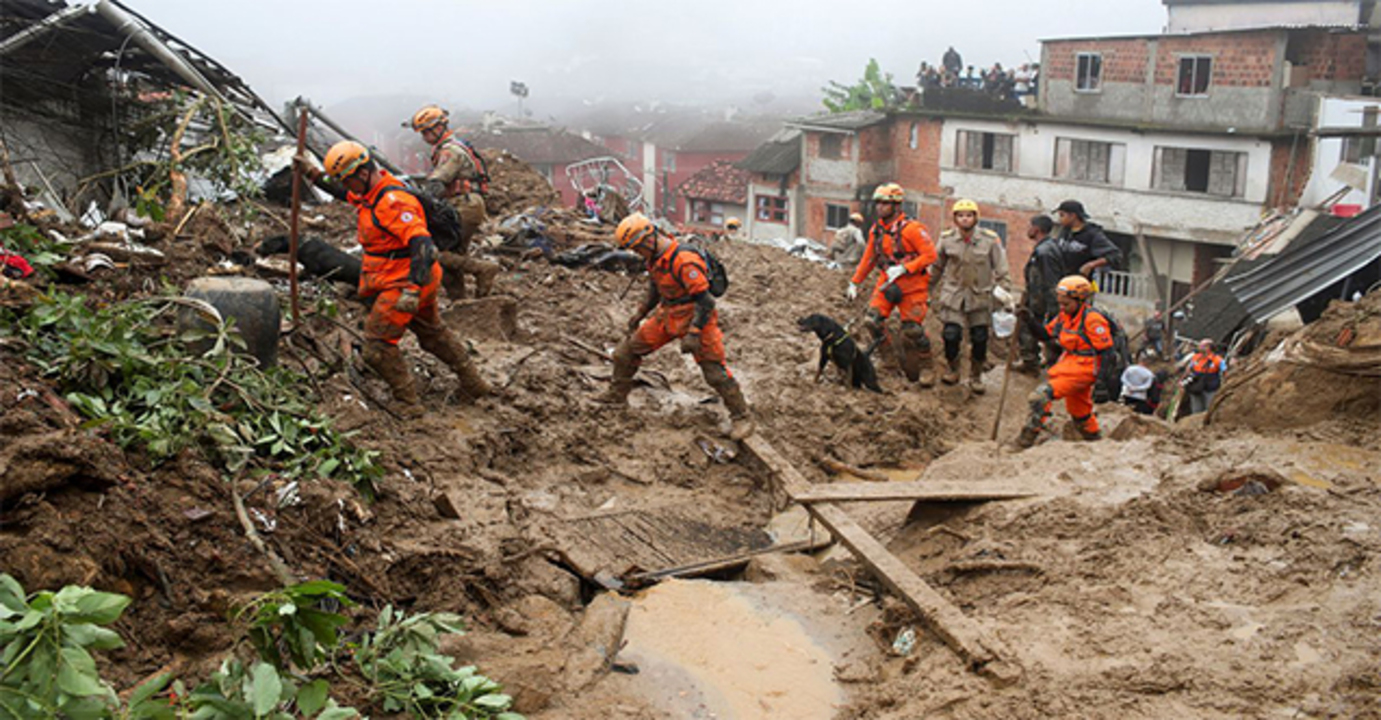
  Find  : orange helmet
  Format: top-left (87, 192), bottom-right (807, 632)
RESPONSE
top-left (1056, 275), bottom-right (1094, 301)
top-left (323, 141), bottom-right (371, 181)
top-left (410, 105), bottom-right (449, 132)
top-left (725, 217), bottom-right (742, 230)
top-left (872, 183), bottom-right (905, 203)
top-left (615, 213), bottom-right (657, 249)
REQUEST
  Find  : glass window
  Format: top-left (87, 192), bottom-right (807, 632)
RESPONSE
top-left (1076, 53), bottom-right (1102, 92)
top-left (956, 130), bottom-right (1015, 173)
top-left (825, 203), bottom-right (851, 230)
top-left (1177, 56), bottom-right (1212, 97)
top-left (756, 195), bottom-right (788, 223)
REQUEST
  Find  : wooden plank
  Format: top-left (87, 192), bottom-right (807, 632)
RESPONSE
top-left (742, 435), bottom-right (1017, 683)
top-left (794, 481), bottom-right (1041, 504)
top-left (622, 537), bottom-right (834, 587)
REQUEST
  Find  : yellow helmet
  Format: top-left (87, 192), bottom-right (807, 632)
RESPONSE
top-left (323, 140), bottom-right (371, 181)
top-left (952, 198), bottom-right (980, 217)
top-left (872, 183), bottom-right (905, 203)
top-left (615, 213), bottom-right (657, 249)
top-left (410, 105), bottom-right (449, 132)
top-left (725, 217), bottom-right (742, 230)
top-left (1056, 275), bottom-right (1094, 301)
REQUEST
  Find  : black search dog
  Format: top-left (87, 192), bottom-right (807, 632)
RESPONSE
top-left (796, 314), bottom-right (882, 393)
top-left (254, 234), bottom-right (361, 288)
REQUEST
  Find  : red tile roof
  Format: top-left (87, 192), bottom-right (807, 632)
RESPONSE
top-left (677, 160), bottom-right (750, 205)
top-left (466, 127), bottom-right (606, 165)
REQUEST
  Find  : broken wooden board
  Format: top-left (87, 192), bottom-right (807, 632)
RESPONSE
top-left (794, 480), bottom-right (1042, 504)
top-left (537, 503), bottom-right (776, 585)
top-left (622, 536), bottom-right (834, 588)
top-left (742, 435), bottom-right (1018, 684)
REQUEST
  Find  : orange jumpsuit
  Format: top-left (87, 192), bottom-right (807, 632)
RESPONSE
top-left (850, 214), bottom-right (938, 324)
top-left (629, 239), bottom-right (726, 366)
top-left (1036, 304), bottom-right (1113, 433)
top-left (348, 169), bottom-right (444, 345)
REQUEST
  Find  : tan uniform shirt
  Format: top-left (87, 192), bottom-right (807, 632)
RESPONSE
top-left (930, 226), bottom-right (1012, 326)
top-left (831, 224), bottom-right (865, 267)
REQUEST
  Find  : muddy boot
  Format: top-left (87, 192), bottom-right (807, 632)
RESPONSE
top-left (364, 341), bottom-right (425, 419)
top-left (915, 349), bottom-right (936, 388)
top-left (968, 365), bottom-right (986, 395)
top-left (438, 252), bottom-right (468, 299)
top-left (473, 260), bottom-right (501, 298)
top-left (941, 357), bottom-right (961, 385)
top-left (1015, 425), bottom-right (1039, 449)
top-left (426, 331), bottom-right (491, 402)
top-left (598, 345), bottom-right (638, 406)
top-left (1075, 419), bottom-right (1102, 441)
top-left (703, 362), bottom-right (754, 440)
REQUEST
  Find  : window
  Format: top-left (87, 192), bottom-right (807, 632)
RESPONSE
top-left (909, 123), bottom-right (920, 150)
top-left (825, 203), bottom-right (851, 230)
top-left (1342, 106), bottom-right (1379, 163)
top-left (1177, 56), bottom-right (1212, 97)
top-left (820, 134), bottom-right (845, 159)
top-left (691, 200), bottom-right (727, 226)
top-left (1154, 147), bottom-right (1246, 197)
top-left (756, 195), bottom-right (788, 223)
top-left (1054, 138), bottom-right (1126, 185)
top-left (662, 151), bottom-right (676, 172)
top-left (978, 219), bottom-right (1007, 245)
top-left (956, 130), bottom-right (1015, 172)
top-left (1076, 53), bottom-right (1102, 92)
top-left (901, 200), bottom-right (918, 219)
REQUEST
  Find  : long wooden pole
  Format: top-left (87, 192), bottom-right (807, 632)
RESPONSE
top-left (288, 107), bottom-right (308, 328)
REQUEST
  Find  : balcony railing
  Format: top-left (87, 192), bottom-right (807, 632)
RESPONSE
top-left (1093, 268), bottom-right (1156, 304)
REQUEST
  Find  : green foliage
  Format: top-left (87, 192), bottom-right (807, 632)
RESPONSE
top-left (821, 58), bottom-right (898, 112)
top-left (237, 582), bottom-right (354, 672)
top-left (169, 659), bottom-right (359, 720)
top-left (0, 223), bottom-right (66, 279)
top-left (0, 573), bottom-right (129, 718)
top-left (351, 607), bottom-right (521, 720)
top-left (3, 291), bottom-right (383, 496)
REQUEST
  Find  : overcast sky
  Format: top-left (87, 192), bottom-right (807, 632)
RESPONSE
top-left (127, 0), bottom-right (1167, 117)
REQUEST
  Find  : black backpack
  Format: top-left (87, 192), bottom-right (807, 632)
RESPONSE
top-left (368, 184), bottom-right (465, 253)
top-left (1075, 304), bottom-right (1130, 404)
top-left (673, 244), bottom-right (729, 297)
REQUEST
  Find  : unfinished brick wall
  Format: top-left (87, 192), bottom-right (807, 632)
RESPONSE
top-left (891, 117), bottom-right (944, 195)
top-left (1155, 31), bottom-right (1279, 88)
top-left (1266, 135), bottom-right (1314, 209)
top-left (1291, 31), bottom-right (1367, 82)
top-left (1044, 38), bottom-right (1151, 84)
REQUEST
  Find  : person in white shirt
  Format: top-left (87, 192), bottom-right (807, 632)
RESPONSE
top-left (1120, 354), bottom-right (1157, 415)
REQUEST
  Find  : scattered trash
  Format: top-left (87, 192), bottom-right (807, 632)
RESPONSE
top-left (249, 507), bottom-right (276, 534)
top-left (696, 436), bottom-right (736, 464)
top-left (891, 627), bottom-right (917, 657)
top-left (183, 507), bottom-right (214, 523)
top-left (610, 661), bottom-right (640, 675)
top-left (274, 481), bottom-right (301, 508)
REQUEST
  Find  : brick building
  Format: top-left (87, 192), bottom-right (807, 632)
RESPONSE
top-left (737, 129), bottom-right (804, 243)
top-left (677, 160), bottom-right (751, 234)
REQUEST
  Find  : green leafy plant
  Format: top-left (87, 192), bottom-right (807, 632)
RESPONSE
top-left (0, 573), bottom-right (129, 718)
top-left (3, 291), bottom-right (383, 497)
top-left (172, 659), bottom-right (358, 720)
top-left (0, 222), bottom-right (66, 279)
top-left (237, 582), bottom-right (354, 672)
top-left (821, 58), bottom-right (898, 112)
top-left (350, 607), bottom-right (521, 720)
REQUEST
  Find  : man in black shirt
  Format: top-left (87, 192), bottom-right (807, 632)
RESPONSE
top-left (1015, 215), bottom-right (1063, 372)
top-left (1053, 200), bottom-right (1122, 278)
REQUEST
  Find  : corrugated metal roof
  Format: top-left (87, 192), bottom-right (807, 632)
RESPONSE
top-left (735, 130), bottom-right (801, 175)
top-left (788, 110), bottom-right (888, 132)
top-left (1226, 204), bottom-right (1381, 322)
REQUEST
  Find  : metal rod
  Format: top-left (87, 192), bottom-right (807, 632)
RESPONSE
top-left (292, 97), bottom-right (403, 175)
top-left (93, 1), bottom-right (231, 109)
top-left (0, 4), bottom-right (93, 58)
top-left (289, 108), bottom-right (308, 329)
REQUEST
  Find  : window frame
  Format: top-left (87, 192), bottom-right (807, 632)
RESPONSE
top-left (819, 134), bottom-right (845, 160)
top-left (1075, 52), bottom-right (1103, 93)
top-left (825, 203), bottom-right (851, 230)
top-left (1153, 146), bottom-right (1246, 198)
top-left (1176, 55), bottom-right (1213, 98)
top-left (662, 150), bottom-right (677, 172)
top-left (978, 219), bottom-right (1008, 246)
top-left (756, 195), bottom-right (788, 224)
top-left (955, 130), bottom-right (1016, 173)
top-left (1053, 137), bottom-right (1125, 186)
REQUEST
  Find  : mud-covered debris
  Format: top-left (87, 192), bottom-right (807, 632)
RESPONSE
top-left (1198, 466), bottom-right (1287, 494)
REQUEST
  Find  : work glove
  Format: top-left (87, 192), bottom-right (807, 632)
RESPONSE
top-left (394, 289), bottom-right (420, 315)
top-left (679, 331), bottom-right (701, 355)
top-left (846, 282), bottom-right (860, 301)
top-left (885, 264), bottom-right (907, 283)
top-left (408, 236), bottom-right (437, 287)
top-left (993, 285), bottom-right (1014, 309)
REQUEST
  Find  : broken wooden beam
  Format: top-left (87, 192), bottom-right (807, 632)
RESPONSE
top-left (794, 480), bottom-right (1041, 504)
top-left (741, 435), bottom-right (1017, 684)
top-left (621, 537), bottom-right (833, 587)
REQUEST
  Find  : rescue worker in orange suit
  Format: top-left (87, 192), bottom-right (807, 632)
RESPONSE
top-left (1015, 275), bottom-right (1113, 447)
top-left (600, 214), bottom-right (754, 439)
top-left (410, 105), bottom-right (501, 299)
top-left (930, 198), bottom-right (1013, 393)
top-left (847, 183), bottom-right (939, 386)
top-left (302, 141), bottom-right (491, 418)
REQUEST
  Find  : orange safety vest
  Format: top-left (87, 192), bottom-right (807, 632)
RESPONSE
top-left (649, 239), bottom-right (710, 306)
top-left (851, 213), bottom-right (937, 294)
top-left (349, 169), bottom-right (432, 296)
top-left (1191, 352), bottom-right (1222, 376)
top-left (1047, 304), bottom-right (1113, 364)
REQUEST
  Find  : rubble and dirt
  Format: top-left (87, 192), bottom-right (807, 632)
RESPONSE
top-left (3, 151), bottom-right (1380, 718)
